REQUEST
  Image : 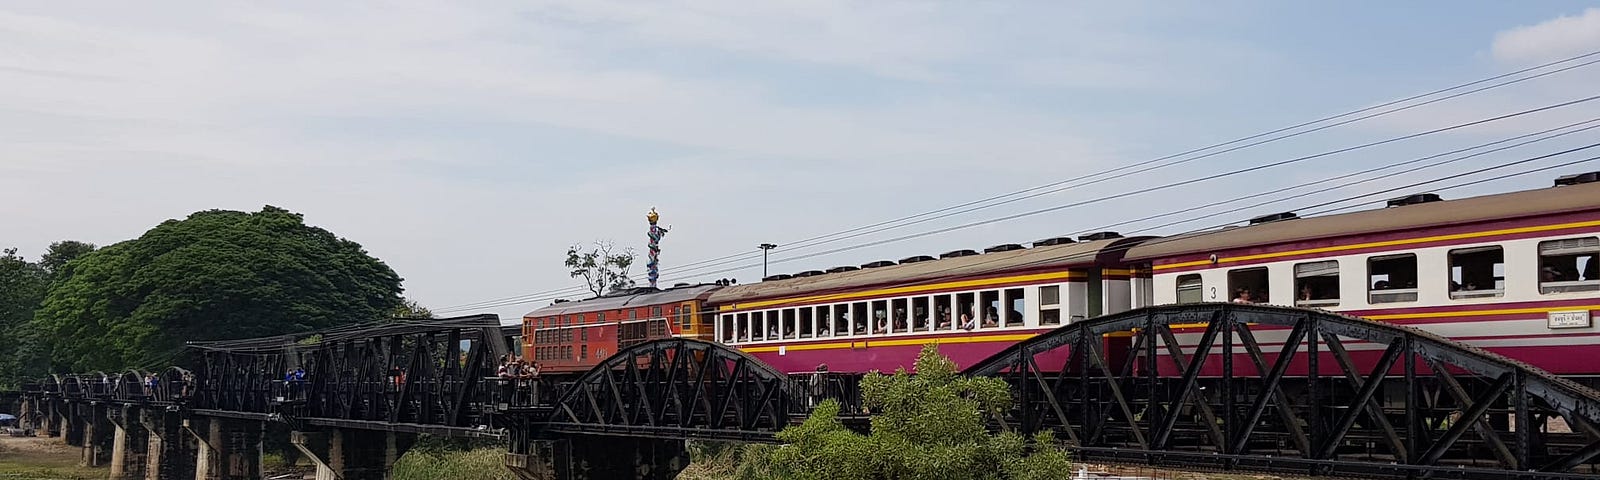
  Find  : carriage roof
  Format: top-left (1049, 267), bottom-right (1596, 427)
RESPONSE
top-left (1124, 180), bottom-right (1600, 261)
top-left (523, 284), bottom-right (721, 318)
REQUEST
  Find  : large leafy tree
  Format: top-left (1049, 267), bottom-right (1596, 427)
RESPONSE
top-left (26, 206), bottom-right (404, 372)
top-left (38, 240), bottom-right (97, 275)
top-left (0, 248), bottom-right (49, 386)
top-left (740, 344), bottom-right (1072, 480)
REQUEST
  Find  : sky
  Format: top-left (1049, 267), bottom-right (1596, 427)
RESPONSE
top-left (3, 2), bottom-right (1600, 325)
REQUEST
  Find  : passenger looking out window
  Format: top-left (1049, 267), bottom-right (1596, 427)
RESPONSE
top-left (1541, 237), bottom-right (1600, 294)
top-left (1369, 254), bottom-right (1418, 303)
top-left (1227, 268), bottom-right (1268, 305)
top-left (1294, 261), bottom-right (1339, 307)
top-left (1448, 246), bottom-right (1504, 299)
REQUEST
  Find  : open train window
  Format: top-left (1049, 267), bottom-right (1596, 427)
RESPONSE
top-left (721, 314), bottom-right (734, 342)
top-left (891, 298), bottom-right (909, 333)
top-left (816, 305), bottom-right (834, 337)
top-left (1175, 275), bottom-right (1203, 303)
top-left (834, 304), bottom-right (851, 336)
top-left (782, 309), bottom-right (796, 338)
top-left (851, 302), bottom-right (869, 335)
top-left (1295, 261), bottom-right (1340, 307)
top-left (1039, 286), bottom-right (1062, 325)
top-left (1449, 246), bottom-right (1504, 299)
top-left (956, 292), bottom-right (976, 330)
top-left (912, 297), bottom-right (931, 331)
top-left (978, 291), bottom-right (1000, 328)
top-left (1228, 267), bottom-right (1269, 304)
top-left (871, 300), bottom-right (889, 334)
top-left (799, 308), bottom-right (814, 338)
top-left (1004, 288), bottom-right (1024, 327)
top-left (934, 295), bottom-right (953, 330)
top-left (1369, 254), bottom-right (1418, 303)
top-left (1541, 237), bottom-right (1600, 294)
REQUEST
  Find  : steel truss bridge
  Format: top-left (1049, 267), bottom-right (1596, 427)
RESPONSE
top-left (12, 304), bottom-right (1600, 480)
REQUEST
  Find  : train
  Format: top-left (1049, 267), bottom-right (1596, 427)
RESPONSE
top-left (523, 172), bottom-right (1600, 379)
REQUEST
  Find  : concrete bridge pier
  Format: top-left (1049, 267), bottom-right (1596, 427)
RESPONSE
top-left (82, 403), bottom-right (113, 466)
top-left (291, 429), bottom-right (417, 480)
top-left (64, 403), bottom-right (85, 446)
top-left (108, 405), bottom-right (149, 480)
top-left (504, 436), bottom-right (688, 480)
top-left (141, 409), bottom-right (195, 480)
top-left (190, 417), bottom-right (263, 480)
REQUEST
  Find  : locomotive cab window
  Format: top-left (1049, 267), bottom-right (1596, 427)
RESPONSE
top-left (1369, 254), bottom-right (1418, 303)
top-left (1227, 268), bottom-right (1269, 304)
top-left (1540, 237), bottom-right (1600, 294)
top-left (1175, 274), bottom-right (1203, 304)
top-left (1448, 246), bottom-right (1504, 299)
top-left (1294, 261), bottom-right (1340, 307)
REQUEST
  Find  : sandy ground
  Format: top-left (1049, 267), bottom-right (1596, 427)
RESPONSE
top-left (0, 435), bottom-right (104, 480)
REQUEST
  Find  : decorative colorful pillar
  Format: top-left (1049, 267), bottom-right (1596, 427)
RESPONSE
top-left (646, 208), bottom-right (669, 288)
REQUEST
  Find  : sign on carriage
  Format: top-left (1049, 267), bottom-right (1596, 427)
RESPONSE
top-left (1548, 310), bottom-right (1591, 329)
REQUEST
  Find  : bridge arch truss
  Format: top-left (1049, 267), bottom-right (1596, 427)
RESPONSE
top-left (966, 303), bottom-right (1600, 479)
top-left (544, 338), bottom-right (798, 441)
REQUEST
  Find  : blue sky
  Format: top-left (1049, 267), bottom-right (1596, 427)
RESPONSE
top-left (2, 2), bottom-right (1598, 323)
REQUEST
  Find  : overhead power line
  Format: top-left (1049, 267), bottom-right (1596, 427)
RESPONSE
top-left (434, 52), bottom-right (1600, 314)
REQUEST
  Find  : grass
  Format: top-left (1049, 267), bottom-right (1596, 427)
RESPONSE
top-left (390, 447), bottom-right (516, 480)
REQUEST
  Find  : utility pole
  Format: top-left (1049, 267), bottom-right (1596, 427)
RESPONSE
top-left (759, 243), bottom-right (778, 278)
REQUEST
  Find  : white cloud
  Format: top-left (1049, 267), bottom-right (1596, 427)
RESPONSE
top-left (1492, 8), bottom-right (1600, 64)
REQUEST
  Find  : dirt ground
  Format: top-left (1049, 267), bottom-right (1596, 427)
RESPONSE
top-left (0, 435), bottom-right (105, 480)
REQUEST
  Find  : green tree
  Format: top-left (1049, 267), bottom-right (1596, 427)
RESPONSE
top-left (743, 344), bottom-right (1071, 480)
top-left (565, 240), bottom-right (635, 297)
top-left (393, 297), bottom-right (435, 319)
top-left (25, 206), bottom-right (404, 373)
top-left (38, 240), bottom-right (97, 276)
top-left (0, 248), bottom-right (48, 387)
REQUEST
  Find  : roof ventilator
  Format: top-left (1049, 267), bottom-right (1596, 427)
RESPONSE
top-left (826, 266), bottom-right (860, 273)
top-left (761, 274), bottom-right (792, 282)
top-left (1032, 236), bottom-right (1076, 247)
top-left (860, 260), bottom-right (897, 268)
top-left (1078, 232), bottom-right (1123, 242)
top-left (1385, 193), bottom-right (1443, 207)
top-left (899, 255), bottom-right (936, 264)
top-left (1248, 212), bottom-right (1299, 225)
top-left (940, 249), bottom-right (980, 259)
top-left (796, 270), bottom-right (826, 277)
top-left (984, 244), bottom-right (1025, 253)
top-left (1555, 172), bottom-right (1600, 186)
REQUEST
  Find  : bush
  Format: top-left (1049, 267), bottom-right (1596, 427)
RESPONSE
top-left (742, 344), bottom-right (1071, 480)
top-left (391, 448), bottom-right (515, 480)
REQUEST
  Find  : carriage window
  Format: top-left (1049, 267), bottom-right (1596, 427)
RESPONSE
top-left (816, 305), bottom-right (833, 337)
top-left (798, 308), bottom-right (814, 338)
top-left (835, 304), bottom-right (851, 336)
top-left (912, 297), bottom-right (932, 331)
top-left (871, 300), bottom-right (889, 334)
top-left (1295, 261), bottom-right (1340, 307)
top-left (934, 295), bottom-right (953, 330)
top-left (891, 298), bottom-right (909, 333)
top-left (1449, 246), bottom-right (1504, 299)
top-left (1176, 275), bottom-right (1203, 304)
top-left (978, 291), bottom-right (1000, 328)
top-left (1228, 267), bottom-right (1269, 304)
top-left (1004, 288), bottom-right (1024, 327)
top-left (721, 314), bottom-right (734, 342)
top-left (1541, 237), bottom-right (1600, 294)
top-left (1039, 286), bottom-right (1062, 326)
top-left (782, 309), bottom-right (797, 338)
top-left (1369, 254), bottom-right (1418, 303)
top-left (851, 302), bottom-right (869, 335)
top-left (956, 292), bottom-right (977, 330)
top-left (652, 306), bottom-right (663, 318)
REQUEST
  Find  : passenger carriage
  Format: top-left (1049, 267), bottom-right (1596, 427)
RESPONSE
top-left (706, 234), bottom-right (1152, 374)
top-left (1123, 173), bottom-right (1600, 377)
